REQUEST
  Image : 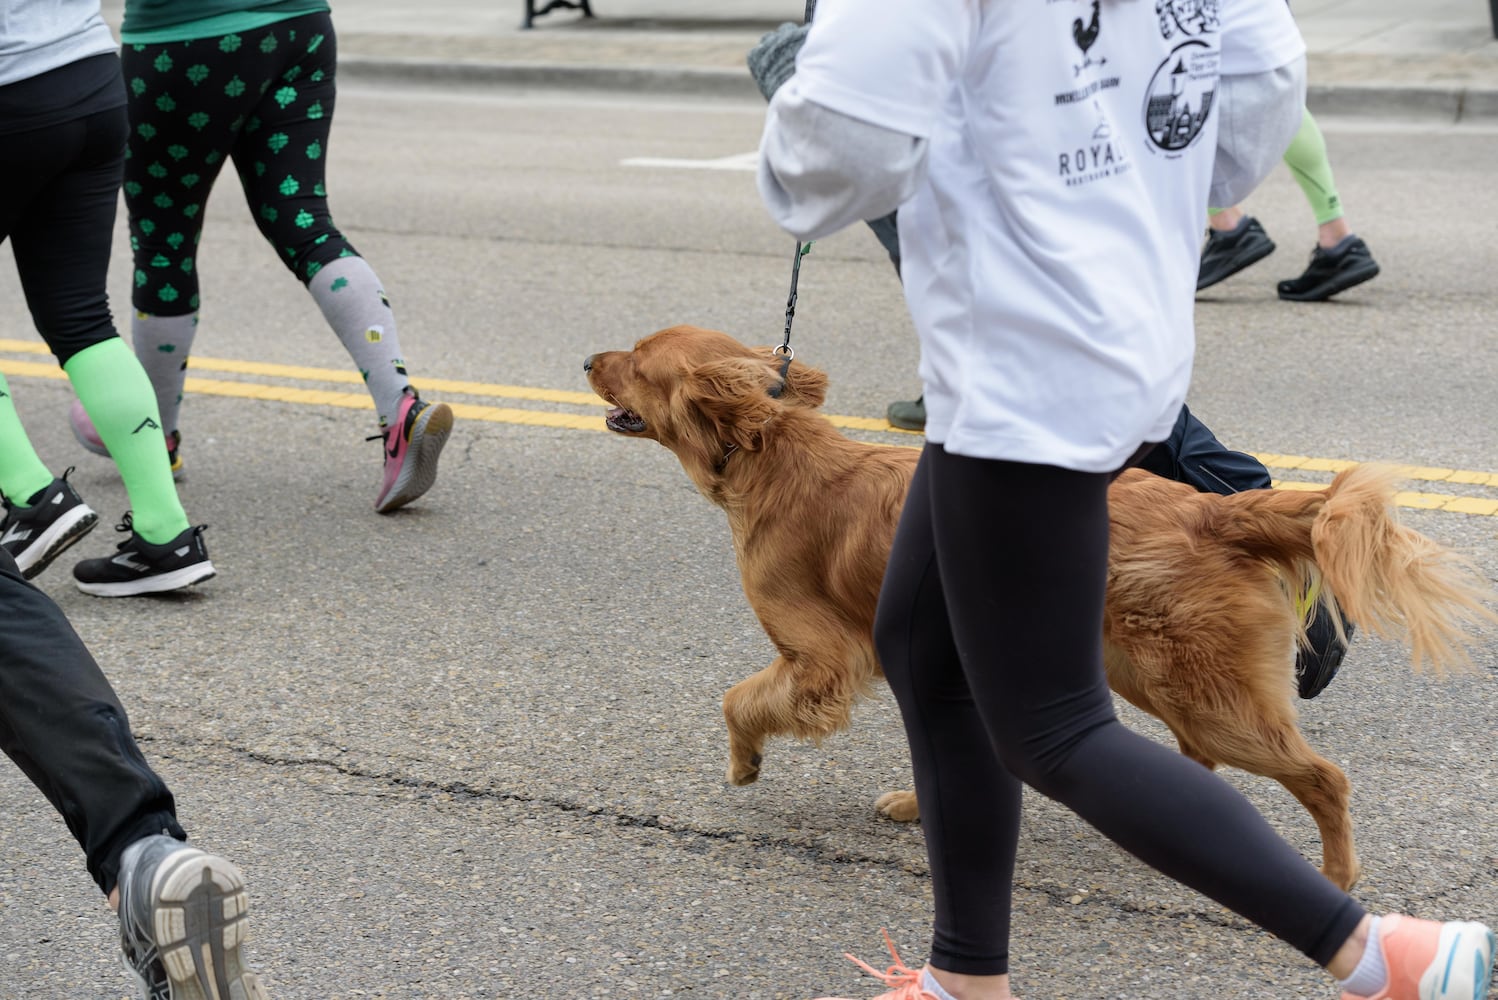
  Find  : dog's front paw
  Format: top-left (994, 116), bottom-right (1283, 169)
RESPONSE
top-left (727, 752), bottom-right (763, 786)
top-left (876, 789), bottom-right (919, 822)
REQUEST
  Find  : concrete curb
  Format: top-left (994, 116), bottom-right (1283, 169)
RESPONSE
top-left (341, 55), bottom-right (1498, 123)
top-left (1308, 81), bottom-right (1498, 123)
top-left (339, 56), bottom-right (761, 99)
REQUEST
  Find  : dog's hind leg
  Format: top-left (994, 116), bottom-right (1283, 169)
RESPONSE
top-left (1179, 716), bottom-right (1361, 890)
top-left (1254, 734), bottom-right (1360, 890)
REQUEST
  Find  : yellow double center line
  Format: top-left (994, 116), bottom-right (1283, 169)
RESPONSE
top-left (3, 338), bottom-right (1496, 516)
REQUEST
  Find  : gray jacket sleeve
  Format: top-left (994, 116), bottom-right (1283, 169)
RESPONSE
top-left (1210, 55), bottom-right (1308, 208)
top-left (756, 81), bottom-right (929, 242)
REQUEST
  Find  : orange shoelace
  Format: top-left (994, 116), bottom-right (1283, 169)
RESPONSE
top-left (814, 930), bottom-right (941, 1000)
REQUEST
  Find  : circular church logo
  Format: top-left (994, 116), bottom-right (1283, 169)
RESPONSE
top-left (1142, 39), bottom-right (1218, 154)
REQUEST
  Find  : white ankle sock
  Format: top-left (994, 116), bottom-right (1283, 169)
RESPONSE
top-left (921, 969), bottom-right (959, 1000)
top-left (1338, 916), bottom-right (1388, 998)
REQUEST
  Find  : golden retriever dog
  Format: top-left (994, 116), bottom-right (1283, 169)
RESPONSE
top-left (584, 324), bottom-right (1497, 890)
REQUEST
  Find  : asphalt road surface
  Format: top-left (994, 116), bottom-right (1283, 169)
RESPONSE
top-left (1, 81), bottom-right (1495, 999)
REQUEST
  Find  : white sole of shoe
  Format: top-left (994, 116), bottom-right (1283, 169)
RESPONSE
top-left (149, 849), bottom-right (268, 1000)
top-left (74, 560), bottom-right (217, 598)
top-left (14, 505), bottom-right (98, 580)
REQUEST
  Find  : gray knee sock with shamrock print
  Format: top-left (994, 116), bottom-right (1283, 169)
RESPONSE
top-left (131, 311), bottom-right (198, 436)
top-left (307, 256), bottom-right (412, 428)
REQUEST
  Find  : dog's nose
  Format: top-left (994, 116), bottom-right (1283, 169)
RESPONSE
top-left (583, 355), bottom-right (594, 373)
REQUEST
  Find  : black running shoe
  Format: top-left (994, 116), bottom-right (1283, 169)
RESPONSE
top-left (1197, 217), bottom-right (1276, 291)
top-left (72, 513), bottom-right (215, 597)
top-left (886, 395), bottom-right (926, 432)
top-left (1296, 602), bottom-right (1355, 699)
top-left (1277, 236), bottom-right (1381, 302)
top-left (0, 468), bottom-right (99, 580)
top-left (117, 834), bottom-right (269, 1000)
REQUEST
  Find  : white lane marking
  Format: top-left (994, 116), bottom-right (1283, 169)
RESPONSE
top-left (621, 151), bottom-right (758, 171)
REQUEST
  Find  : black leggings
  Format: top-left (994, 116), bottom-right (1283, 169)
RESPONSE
top-left (122, 11), bottom-right (356, 315)
top-left (0, 549), bottom-right (185, 894)
top-left (874, 445), bottom-right (1365, 975)
top-left (0, 104), bottom-right (128, 366)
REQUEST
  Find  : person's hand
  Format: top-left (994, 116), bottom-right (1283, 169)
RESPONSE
top-left (746, 22), bottom-right (810, 102)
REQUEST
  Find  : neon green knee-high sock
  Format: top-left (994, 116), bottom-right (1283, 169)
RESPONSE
top-left (1283, 108), bottom-right (1343, 225)
top-left (62, 339), bottom-right (189, 544)
top-left (0, 372), bottom-right (56, 505)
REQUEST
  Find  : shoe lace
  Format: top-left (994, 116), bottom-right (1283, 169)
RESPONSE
top-left (365, 395), bottom-right (423, 447)
top-left (117, 882), bottom-right (170, 999)
top-left (819, 930), bottom-right (940, 1000)
top-left (119, 941), bottom-right (170, 1000)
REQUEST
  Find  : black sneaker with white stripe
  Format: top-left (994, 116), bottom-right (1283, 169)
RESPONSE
top-left (0, 468), bottom-right (98, 580)
top-left (72, 513), bottom-right (215, 597)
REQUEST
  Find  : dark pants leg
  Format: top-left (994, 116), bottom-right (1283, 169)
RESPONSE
top-left (875, 445), bottom-right (1364, 974)
top-left (0, 550), bottom-right (184, 894)
top-left (123, 11), bottom-right (355, 314)
top-left (0, 103), bottom-right (128, 366)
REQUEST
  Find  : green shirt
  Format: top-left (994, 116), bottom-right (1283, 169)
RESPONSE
top-left (121, 0), bottom-right (332, 44)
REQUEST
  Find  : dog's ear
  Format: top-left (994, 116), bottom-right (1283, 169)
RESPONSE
top-left (747, 346), bottom-right (828, 409)
top-left (676, 357), bottom-right (782, 453)
top-left (776, 359), bottom-right (828, 409)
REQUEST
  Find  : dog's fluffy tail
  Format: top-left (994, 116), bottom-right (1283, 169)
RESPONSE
top-left (1219, 464), bottom-right (1498, 672)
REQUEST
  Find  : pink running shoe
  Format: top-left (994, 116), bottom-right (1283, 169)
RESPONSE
top-left (814, 931), bottom-right (944, 1000)
top-left (1342, 915), bottom-right (1496, 1000)
top-left (373, 393), bottom-right (453, 513)
top-left (69, 399), bottom-right (184, 480)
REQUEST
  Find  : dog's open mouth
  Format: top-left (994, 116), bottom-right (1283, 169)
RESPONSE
top-left (605, 406), bottom-right (647, 434)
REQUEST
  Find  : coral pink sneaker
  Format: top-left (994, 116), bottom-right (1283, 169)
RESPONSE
top-left (372, 393), bottom-right (453, 513)
top-left (1342, 915), bottom-right (1496, 1000)
top-left (814, 931), bottom-right (943, 1000)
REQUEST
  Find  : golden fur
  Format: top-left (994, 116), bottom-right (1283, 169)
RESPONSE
top-left (586, 324), bottom-right (1498, 890)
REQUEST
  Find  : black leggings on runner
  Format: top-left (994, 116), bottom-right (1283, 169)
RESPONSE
top-left (121, 11), bottom-right (355, 315)
top-left (0, 103), bottom-right (127, 365)
top-left (874, 445), bottom-right (1365, 976)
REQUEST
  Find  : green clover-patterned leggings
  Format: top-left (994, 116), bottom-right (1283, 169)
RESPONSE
top-left (122, 11), bottom-right (355, 316)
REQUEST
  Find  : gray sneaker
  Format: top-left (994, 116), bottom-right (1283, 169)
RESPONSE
top-left (117, 835), bottom-right (268, 1000)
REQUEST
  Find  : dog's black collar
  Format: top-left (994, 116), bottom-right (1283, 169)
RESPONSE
top-left (714, 443), bottom-right (740, 476)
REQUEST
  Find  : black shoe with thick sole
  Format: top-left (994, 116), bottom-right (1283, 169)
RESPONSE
top-left (1197, 217), bottom-right (1276, 291)
top-left (72, 514), bottom-right (215, 597)
top-left (0, 468), bottom-right (98, 580)
top-left (1277, 237), bottom-right (1380, 302)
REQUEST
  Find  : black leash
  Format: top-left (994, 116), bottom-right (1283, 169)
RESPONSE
top-left (768, 240), bottom-right (811, 398)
